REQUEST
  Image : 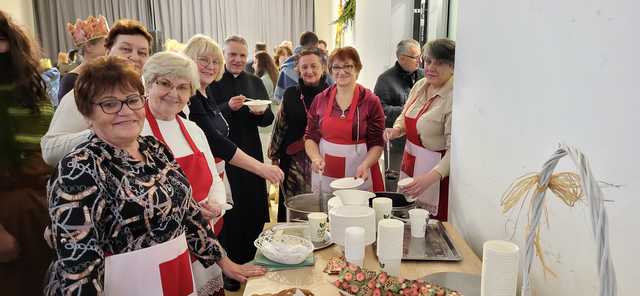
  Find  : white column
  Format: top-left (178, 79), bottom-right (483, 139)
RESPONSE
top-left (450, 0), bottom-right (639, 295)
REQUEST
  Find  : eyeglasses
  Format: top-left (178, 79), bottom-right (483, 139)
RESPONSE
top-left (330, 64), bottom-right (355, 73)
top-left (401, 54), bottom-right (422, 62)
top-left (196, 56), bottom-right (220, 68)
top-left (94, 94), bottom-right (145, 114)
top-left (155, 79), bottom-right (192, 97)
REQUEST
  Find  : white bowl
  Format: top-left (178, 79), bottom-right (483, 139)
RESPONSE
top-left (330, 177), bottom-right (365, 191)
top-left (254, 234), bottom-right (314, 265)
top-left (243, 99), bottom-right (271, 112)
top-left (333, 189), bottom-right (375, 206)
top-left (329, 206), bottom-right (376, 246)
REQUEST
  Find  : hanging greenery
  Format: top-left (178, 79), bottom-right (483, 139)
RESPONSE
top-left (332, 0), bottom-right (356, 29)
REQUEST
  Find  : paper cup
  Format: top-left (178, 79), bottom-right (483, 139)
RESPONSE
top-left (372, 197), bottom-right (393, 225)
top-left (344, 226), bottom-right (365, 265)
top-left (376, 219), bottom-right (404, 260)
top-left (307, 212), bottom-right (328, 242)
top-left (397, 177), bottom-right (414, 188)
top-left (408, 208), bottom-right (429, 238)
top-left (397, 177), bottom-right (416, 201)
top-left (379, 258), bottom-right (401, 276)
top-left (346, 257), bottom-right (364, 267)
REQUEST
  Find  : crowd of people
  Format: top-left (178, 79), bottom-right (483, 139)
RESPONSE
top-left (0, 10), bottom-right (455, 296)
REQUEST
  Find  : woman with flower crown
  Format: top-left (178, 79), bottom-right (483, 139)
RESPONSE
top-left (56, 15), bottom-right (109, 102)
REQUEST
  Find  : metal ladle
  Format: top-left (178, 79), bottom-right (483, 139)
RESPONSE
top-left (385, 140), bottom-right (399, 181)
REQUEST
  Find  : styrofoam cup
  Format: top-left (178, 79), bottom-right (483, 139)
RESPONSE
top-left (344, 226), bottom-right (365, 259)
top-left (408, 208), bottom-right (429, 238)
top-left (372, 197), bottom-right (392, 225)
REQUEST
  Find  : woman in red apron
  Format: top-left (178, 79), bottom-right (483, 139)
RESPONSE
top-left (385, 39), bottom-right (455, 221)
top-left (305, 47), bottom-right (385, 193)
top-left (44, 55), bottom-right (265, 296)
top-left (141, 52), bottom-right (264, 295)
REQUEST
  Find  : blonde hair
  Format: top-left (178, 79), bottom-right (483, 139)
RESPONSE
top-left (164, 39), bottom-right (186, 53)
top-left (142, 51), bottom-right (199, 96)
top-left (183, 34), bottom-right (225, 81)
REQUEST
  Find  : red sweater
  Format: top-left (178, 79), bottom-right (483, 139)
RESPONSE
top-left (304, 83), bottom-right (385, 149)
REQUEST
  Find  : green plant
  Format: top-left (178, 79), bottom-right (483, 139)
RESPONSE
top-left (332, 0), bottom-right (356, 29)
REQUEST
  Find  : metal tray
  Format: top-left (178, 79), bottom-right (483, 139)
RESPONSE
top-left (374, 221), bottom-right (462, 261)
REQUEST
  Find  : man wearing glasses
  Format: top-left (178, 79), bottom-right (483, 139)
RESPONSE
top-left (374, 39), bottom-right (424, 191)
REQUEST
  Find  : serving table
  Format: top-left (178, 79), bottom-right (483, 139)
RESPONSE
top-left (243, 222), bottom-right (481, 295)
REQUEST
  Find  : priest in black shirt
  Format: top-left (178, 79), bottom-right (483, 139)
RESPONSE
top-left (207, 35), bottom-right (274, 290)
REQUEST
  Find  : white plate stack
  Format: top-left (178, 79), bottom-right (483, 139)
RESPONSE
top-left (329, 206), bottom-right (376, 246)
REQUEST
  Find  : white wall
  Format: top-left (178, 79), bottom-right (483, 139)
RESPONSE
top-left (354, 0), bottom-right (414, 89)
top-left (451, 0), bottom-right (640, 295)
top-left (448, 0), bottom-right (458, 40)
top-left (427, 0), bottom-right (449, 41)
top-left (3, 0), bottom-right (35, 34)
top-left (314, 0), bottom-right (338, 51)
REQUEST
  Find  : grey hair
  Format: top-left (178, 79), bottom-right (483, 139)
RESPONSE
top-left (395, 39), bottom-right (421, 58)
top-left (224, 35), bottom-right (248, 47)
top-left (142, 51), bottom-right (200, 96)
top-left (183, 34), bottom-right (225, 81)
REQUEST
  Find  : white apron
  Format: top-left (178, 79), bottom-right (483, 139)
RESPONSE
top-left (104, 232), bottom-right (197, 296)
top-left (312, 139), bottom-right (373, 193)
top-left (398, 141), bottom-right (442, 215)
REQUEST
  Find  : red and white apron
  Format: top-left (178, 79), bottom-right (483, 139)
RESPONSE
top-left (146, 106), bottom-right (221, 293)
top-left (399, 95), bottom-right (449, 220)
top-left (104, 232), bottom-right (197, 296)
top-left (311, 87), bottom-right (384, 193)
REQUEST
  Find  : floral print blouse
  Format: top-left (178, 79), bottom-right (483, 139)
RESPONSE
top-left (44, 134), bottom-right (225, 295)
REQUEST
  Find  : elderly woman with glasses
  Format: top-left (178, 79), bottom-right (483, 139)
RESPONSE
top-left (304, 47), bottom-right (385, 193)
top-left (268, 48), bottom-right (330, 221)
top-left (45, 55), bottom-right (265, 296)
top-left (384, 38), bottom-right (455, 221)
top-left (181, 35), bottom-right (284, 236)
top-left (141, 51), bottom-right (268, 295)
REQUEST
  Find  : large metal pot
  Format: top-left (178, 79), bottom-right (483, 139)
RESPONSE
top-left (284, 193), bottom-right (331, 222)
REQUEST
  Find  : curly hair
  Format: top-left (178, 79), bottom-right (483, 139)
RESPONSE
top-left (0, 10), bottom-right (47, 112)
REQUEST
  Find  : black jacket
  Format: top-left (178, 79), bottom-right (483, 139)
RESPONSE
top-left (187, 89), bottom-right (237, 162)
top-left (373, 62), bottom-right (424, 127)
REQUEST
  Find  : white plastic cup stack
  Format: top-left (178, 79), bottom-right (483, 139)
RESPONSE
top-left (372, 197), bottom-right (393, 226)
top-left (344, 226), bottom-right (365, 267)
top-left (376, 219), bottom-right (404, 276)
top-left (408, 208), bottom-right (429, 238)
top-left (481, 240), bottom-right (520, 296)
top-left (307, 212), bottom-right (328, 242)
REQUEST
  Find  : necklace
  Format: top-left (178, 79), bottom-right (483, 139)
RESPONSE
top-left (340, 109), bottom-right (346, 119)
